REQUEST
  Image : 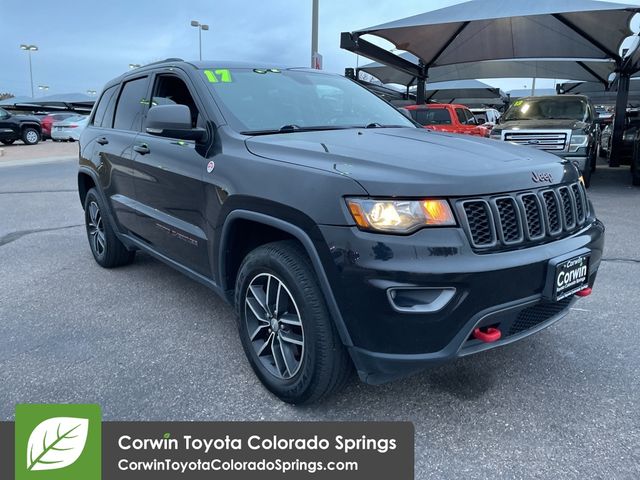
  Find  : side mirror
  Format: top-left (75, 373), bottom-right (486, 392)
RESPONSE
top-left (397, 107), bottom-right (413, 120)
top-left (146, 104), bottom-right (205, 141)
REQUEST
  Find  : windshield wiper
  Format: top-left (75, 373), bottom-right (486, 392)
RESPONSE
top-left (364, 123), bottom-right (409, 129)
top-left (241, 125), bottom-right (352, 136)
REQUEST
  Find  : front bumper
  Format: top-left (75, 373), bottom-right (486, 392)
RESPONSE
top-left (318, 218), bottom-right (605, 384)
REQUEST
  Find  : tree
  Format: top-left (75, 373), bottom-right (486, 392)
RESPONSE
top-left (0, 93), bottom-right (15, 101)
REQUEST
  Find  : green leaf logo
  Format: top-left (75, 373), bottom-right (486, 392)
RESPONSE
top-left (26, 417), bottom-right (89, 471)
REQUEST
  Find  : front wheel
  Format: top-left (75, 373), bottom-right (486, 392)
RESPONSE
top-left (84, 188), bottom-right (135, 267)
top-left (22, 128), bottom-right (40, 145)
top-left (1, 139), bottom-right (15, 145)
top-left (235, 241), bottom-right (352, 404)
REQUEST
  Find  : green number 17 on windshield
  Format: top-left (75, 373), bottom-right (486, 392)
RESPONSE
top-left (204, 69), bottom-right (232, 83)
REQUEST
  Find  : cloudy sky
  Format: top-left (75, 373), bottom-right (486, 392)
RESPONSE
top-left (1, 0), bottom-right (639, 98)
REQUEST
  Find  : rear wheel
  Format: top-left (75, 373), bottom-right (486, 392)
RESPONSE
top-left (22, 128), bottom-right (40, 145)
top-left (1, 139), bottom-right (15, 145)
top-left (84, 188), bottom-right (135, 267)
top-left (632, 141), bottom-right (640, 186)
top-left (235, 241), bottom-right (352, 404)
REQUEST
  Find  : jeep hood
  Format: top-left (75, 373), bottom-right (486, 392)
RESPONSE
top-left (244, 128), bottom-right (576, 197)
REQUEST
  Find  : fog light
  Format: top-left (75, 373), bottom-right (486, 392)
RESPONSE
top-left (387, 287), bottom-right (456, 313)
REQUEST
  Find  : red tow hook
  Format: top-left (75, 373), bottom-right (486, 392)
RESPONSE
top-left (576, 287), bottom-right (592, 297)
top-left (473, 327), bottom-right (502, 343)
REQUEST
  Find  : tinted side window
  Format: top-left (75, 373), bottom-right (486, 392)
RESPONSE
top-left (92, 86), bottom-right (117, 127)
top-left (113, 77), bottom-right (149, 131)
top-left (455, 108), bottom-right (466, 124)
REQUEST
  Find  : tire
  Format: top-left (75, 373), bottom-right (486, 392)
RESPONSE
top-left (235, 240), bottom-right (352, 404)
top-left (1, 139), bottom-right (15, 145)
top-left (21, 127), bottom-right (40, 145)
top-left (632, 143), bottom-right (640, 186)
top-left (83, 188), bottom-right (135, 268)
top-left (582, 159), bottom-right (592, 188)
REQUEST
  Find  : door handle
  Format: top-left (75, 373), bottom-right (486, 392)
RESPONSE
top-left (96, 137), bottom-right (109, 145)
top-left (133, 144), bottom-right (150, 155)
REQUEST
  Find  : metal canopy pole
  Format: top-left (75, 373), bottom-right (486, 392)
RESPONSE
top-left (340, 32), bottom-right (424, 79)
top-left (610, 71), bottom-right (630, 167)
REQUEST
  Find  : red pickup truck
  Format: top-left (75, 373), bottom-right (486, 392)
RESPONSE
top-left (404, 104), bottom-right (490, 137)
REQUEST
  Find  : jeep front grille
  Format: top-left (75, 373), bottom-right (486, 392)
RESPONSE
top-left (458, 182), bottom-right (589, 251)
top-left (503, 131), bottom-right (569, 151)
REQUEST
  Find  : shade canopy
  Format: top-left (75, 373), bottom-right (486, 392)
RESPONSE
top-left (418, 79), bottom-right (506, 102)
top-left (350, 0), bottom-right (638, 68)
top-left (558, 79), bottom-right (640, 104)
top-left (360, 53), bottom-right (617, 87)
top-left (0, 93), bottom-right (95, 112)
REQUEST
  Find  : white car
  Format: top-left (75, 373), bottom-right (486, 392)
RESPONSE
top-left (51, 115), bottom-right (89, 141)
top-left (470, 108), bottom-right (501, 127)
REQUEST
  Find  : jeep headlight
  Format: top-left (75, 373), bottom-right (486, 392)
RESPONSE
top-left (569, 134), bottom-right (588, 152)
top-left (346, 198), bottom-right (456, 233)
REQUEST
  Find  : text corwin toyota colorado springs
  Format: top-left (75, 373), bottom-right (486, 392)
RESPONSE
top-left (78, 59), bottom-right (604, 404)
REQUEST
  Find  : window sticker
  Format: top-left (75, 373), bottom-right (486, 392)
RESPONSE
top-left (253, 68), bottom-right (281, 74)
top-left (513, 100), bottom-right (524, 107)
top-left (204, 69), bottom-right (232, 83)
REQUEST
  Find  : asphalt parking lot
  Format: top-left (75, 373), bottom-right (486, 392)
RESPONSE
top-left (1, 145), bottom-right (639, 479)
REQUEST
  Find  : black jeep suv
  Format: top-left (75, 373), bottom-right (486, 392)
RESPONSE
top-left (0, 107), bottom-right (41, 145)
top-left (78, 60), bottom-right (605, 404)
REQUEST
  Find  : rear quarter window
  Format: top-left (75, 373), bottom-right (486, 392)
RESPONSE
top-left (92, 85), bottom-right (117, 127)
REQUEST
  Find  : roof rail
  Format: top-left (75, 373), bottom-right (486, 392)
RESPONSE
top-left (142, 58), bottom-right (185, 67)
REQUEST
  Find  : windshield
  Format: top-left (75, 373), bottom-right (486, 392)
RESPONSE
top-left (503, 97), bottom-right (588, 122)
top-left (203, 68), bottom-right (416, 133)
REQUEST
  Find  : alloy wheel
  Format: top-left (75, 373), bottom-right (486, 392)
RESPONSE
top-left (87, 201), bottom-right (106, 257)
top-left (244, 273), bottom-right (305, 380)
top-left (25, 130), bottom-right (38, 143)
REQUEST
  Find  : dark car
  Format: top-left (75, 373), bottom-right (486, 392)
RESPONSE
top-left (78, 60), bottom-right (604, 404)
top-left (599, 109), bottom-right (640, 164)
top-left (490, 95), bottom-right (599, 187)
top-left (0, 107), bottom-right (41, 145)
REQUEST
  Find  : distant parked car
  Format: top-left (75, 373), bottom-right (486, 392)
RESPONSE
top-left (41, 113), bottom-right (79, 140)
top-left (490, 95), bottom-right (599, 186)
top-left (471, 108), bottom-right (501, 127)
top-left (0, 107), bottom-right (42, 145)
top-left (51, 115), bottom-right (89, 141)
top-left (599, 109), bottom-right (640, 163)
top-left (404, 104), bottom-right (490, 137)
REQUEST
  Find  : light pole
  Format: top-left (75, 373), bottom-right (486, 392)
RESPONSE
top-left (20, 44), bottom-right (38, 98)
top-left (190, 20), bottom-right (209, 61)
top-left (311, 0), bottom-right (319, 68)
top-left (38, 85), bottom-right (49, 96)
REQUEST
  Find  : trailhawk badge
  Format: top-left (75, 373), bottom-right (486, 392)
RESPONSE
top-left (206, 161), bottom-right (215, 173)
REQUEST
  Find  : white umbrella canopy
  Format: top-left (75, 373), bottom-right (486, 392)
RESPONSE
top-left (360, 54), bottom-right (617, 87)
top-left (355, 0), bottom-right (639, 67)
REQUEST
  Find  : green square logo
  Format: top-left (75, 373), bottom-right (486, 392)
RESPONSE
top-left (15, 404), bottom-right (101, 480)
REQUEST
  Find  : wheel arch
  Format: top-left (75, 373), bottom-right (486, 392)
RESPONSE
top-left (219, 210), bottom-right (353, 347)
top-left (77, 168), bottom-right (97, 207)
top-left (20, 122), bottom-right (41, 134)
